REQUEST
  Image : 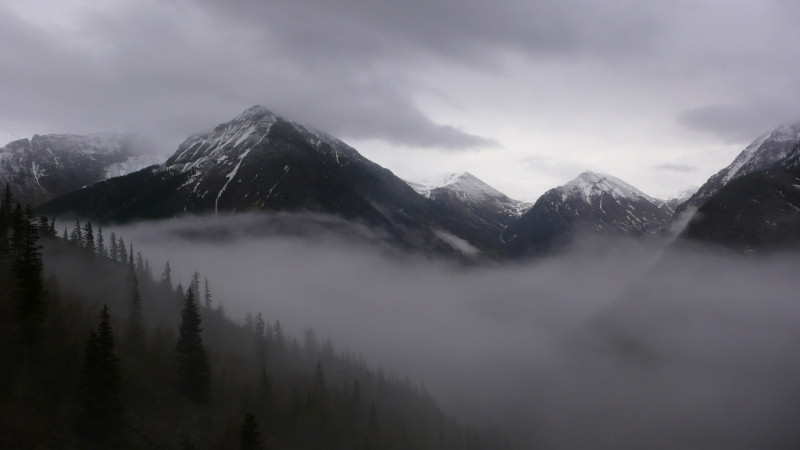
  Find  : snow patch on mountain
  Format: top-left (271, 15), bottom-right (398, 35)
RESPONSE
top-left (559, 171), bottom-right (659, 203)
top-left (104, 154), bottom-right (163, 178)
top-left (720, 122), bottom-right (800, 185)
top-left (408, 172), bottom-right (530, 216)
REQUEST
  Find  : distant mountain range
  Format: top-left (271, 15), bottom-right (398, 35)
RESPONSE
top-left (0, 133), bottom-right (161, 207)
top-left (24, 106), bottom-right (800, 258)
top-left (500, 171), bottom-right (676, 256)
top-left (408, 172), bottom-right (529, 254)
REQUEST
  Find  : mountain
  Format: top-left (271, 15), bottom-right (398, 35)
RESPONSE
top-left (661, 186), bottom-right (699, 216)
top-left (0, 133), bottom-right (161, 207)
top-left (680, 122), bottom-right (800, 211)
top-left (37, 106), bottom-right (466, 255)
top-left (680, 140), bottom-right (800, 250)
top-left (409, 172), bottom-right (529, 253)
top-left (500, 171), bottom-right (672, 257)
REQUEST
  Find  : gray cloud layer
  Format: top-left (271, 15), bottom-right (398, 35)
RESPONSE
top-left (106, 213), bottom-right (800, 448)
top-left (2, 0), bottom-right (799, 157)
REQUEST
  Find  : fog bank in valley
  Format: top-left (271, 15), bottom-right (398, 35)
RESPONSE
top-left (110, 213), bottom-right (800, 448)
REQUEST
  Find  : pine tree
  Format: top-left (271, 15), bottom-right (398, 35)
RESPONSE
top-left (136, 252), bottom-right (144, 273)
top-left (254, 313), bottom-right (266, 367)
top-left (62, 226), bottom-right (68, 241)
top-left (70, 218), bottom-right (83, 246)
top-left (176, 288), bottom-right (210, 403)
top-left (240, 413), bottom-right (264, 450)
top-left (1, 183), bottom-right (11, 215)
top-left (96, 225), bottom-right (106, 257)
top-left (203, 277), bottom-right (212, 309)
top-left (11, 204), bottom-right (44, 345)
top-left (128, 243), bottom-right (134, 267)
top-left (190, 271), bottom-right (201, 298)
top-left (83, 221), bottom-right (95, 252)
top-left (162, 261), bottom-right (172, 287)
top-left (118, 237), bottom-right (127, 264)
top-left (0, 188), bottom-right (9, 259)
top-left (124, 270), bottom-right (145, 354)
top-left (78, 305), bottom-right (122, 438)
top-left (109, 232), bottom-right (118, 261)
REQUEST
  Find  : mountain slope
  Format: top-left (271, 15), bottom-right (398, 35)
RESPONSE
top-left (501, 171), bottom-right (672, 257)
top-left (409, 172), bottom-right (529, 253)
top-left (0, 133), bottom-right (161, 207)
top-left (681, 122), bottom-right (800, 211)
top-left (38, 106), bottom-right (462, 254)
top-left (681, 141), bottom-right (800, 250)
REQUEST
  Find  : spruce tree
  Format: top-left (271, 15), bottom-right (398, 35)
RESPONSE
top-left (136, 252), bottom-right (144, 273)
top-left (11, 204), bottom-right (44, 344)
top-left (96, 225), bottom-right (106, 257)
top-left (190, 271), bottom-right (201, 297)
top-left (124, 270), bottom-right (145, 354)
top-left (162, 261), bottom-right (172, 287)
top-left (83, 221), bottom-right (95, 252)
top-left (118, 237), bottom-right (127, 264)
top-left (240, 413), bottom-right (264, 450)
top-left (203, 277), bottom-right (212, 308)
top-left (176, 288), bottom-right (210, 403)
top-left (0, 195), bottom-right (8, 259)
top-left (109, 232), bottom-right (118, 261)
top-left (78, 305), bottom-right (122, 438)
top-left (70, 218), bottom-right (83, 246)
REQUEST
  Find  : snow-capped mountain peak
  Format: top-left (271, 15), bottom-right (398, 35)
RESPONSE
top-left (683, 121), bottom-right (800, 211)
top-left (167, 105), bottom-right (361, 175)
top-left (0, 132), bottom-right (161, 206)
top-left (720, 121), bottom-right (800, 185)
top-left (437, 172), bottom-right (507, 200)
top-left (669, 186), bottom-right (699, 205)
top-left (559, 171), bottom-right (657, 203)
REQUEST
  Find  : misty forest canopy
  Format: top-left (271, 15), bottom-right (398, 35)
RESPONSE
top-left (0, 185), bottom-right (506, 448)
top-left (2, 105), bottom-right (800, 448)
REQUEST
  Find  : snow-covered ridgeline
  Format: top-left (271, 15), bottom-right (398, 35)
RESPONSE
top-left (559, 171), bottom-right (659, 203)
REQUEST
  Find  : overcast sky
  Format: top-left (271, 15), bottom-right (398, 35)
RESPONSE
top-left (2, 0), bottom-right (799, 200)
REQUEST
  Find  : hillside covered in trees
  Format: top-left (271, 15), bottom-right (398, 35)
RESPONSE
top-left (0, 184), bottom-right (510, 449)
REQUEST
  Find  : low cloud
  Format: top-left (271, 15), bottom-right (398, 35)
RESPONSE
top-left (98, 213), bottom-right (800, 448)
top-left (652, 163), bottom-right (696, 173)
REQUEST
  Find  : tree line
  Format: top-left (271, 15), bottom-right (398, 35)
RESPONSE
top-left (0, 183), bottom-right (512, 449)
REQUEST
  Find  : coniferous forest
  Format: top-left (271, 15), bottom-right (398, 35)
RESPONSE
top-left (0, 184), bottom-right (509, 449)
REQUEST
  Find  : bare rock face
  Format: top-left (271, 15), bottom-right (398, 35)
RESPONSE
top-left (0, 133), bottom-right (161, 207)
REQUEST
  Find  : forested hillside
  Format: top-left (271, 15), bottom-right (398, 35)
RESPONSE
top-left (0, 184), bottom-right (509, 449)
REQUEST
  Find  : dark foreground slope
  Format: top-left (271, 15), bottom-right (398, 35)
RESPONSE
top-left (0, 215), bottom-right (509, 448)
top-left (681, 164), bottom-right (800, 251)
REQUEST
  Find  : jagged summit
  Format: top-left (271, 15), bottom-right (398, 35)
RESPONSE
top-left (501, 170), bottom-right (672, 257)
top-left (412, 171), bottom-right (510, 202)
top-left (559, 171), bottom-right (658, 203)
top-left (0, 133), bottom-right (161, 206)
top-left (238, 104), bottom-right (276, 119)
top-left (166, 105), bottom-right (359, 176)
top-left (683, 121), bottom-right (800, 209)
top-left (718, 121), bottom-right (800, 185)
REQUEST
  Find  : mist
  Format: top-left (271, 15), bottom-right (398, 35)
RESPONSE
top-left (106, 213), bottom-right (800, 448)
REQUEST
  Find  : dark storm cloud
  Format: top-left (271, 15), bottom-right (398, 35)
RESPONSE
top-left (3, 0), bottom-right (800, 158)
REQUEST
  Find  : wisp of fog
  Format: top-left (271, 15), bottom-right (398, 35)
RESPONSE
top-left (107, 213), bottom-right (800, 449)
